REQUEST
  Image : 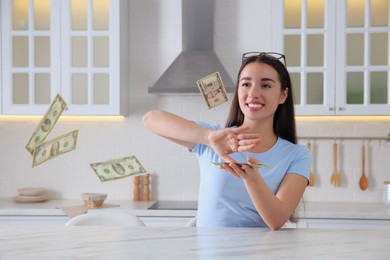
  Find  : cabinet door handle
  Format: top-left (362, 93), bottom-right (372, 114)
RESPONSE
top-left (338, 107), bottom-right (346, 111)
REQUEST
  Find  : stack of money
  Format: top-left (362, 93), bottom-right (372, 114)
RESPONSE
top-left (212, 162), bottom-right (268, 168)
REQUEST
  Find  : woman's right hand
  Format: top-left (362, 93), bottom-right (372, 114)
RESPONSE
top-left (208, 126), bottom-right (261, 162)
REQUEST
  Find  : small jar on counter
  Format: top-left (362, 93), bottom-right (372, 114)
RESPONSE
top-left (384, 181), bottom-right (390, 206)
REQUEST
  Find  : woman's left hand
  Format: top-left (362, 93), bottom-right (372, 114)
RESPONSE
top-left (221, 157), bottom-right (261, 182)
top-left (208, 126), bottom-right (261, 163)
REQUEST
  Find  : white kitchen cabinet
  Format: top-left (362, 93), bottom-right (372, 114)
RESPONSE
top-left (0, 215), bottom-right (69, 226)
top-left (0, 215), bottom-right (193, 227)
top-left (273, 0), bottom-right (390, 116)
top-left (282, 222), bottom-right (298, 228)
top-left (0, 0), bottom-right (128, 115)
top-left (2, 215), bottom-right (389, 229)
top-left (140, 217), bottom-right (194, 227)
top-left (297, 218), bottom-right (390, 229)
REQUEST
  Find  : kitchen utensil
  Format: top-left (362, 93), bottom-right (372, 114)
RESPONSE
top-left (359, 143), bottom-right (368, 191)
top-left (143, 173), bottom-right (150, 201)
top-left (331, 142), bottom-right (341, 187)
top-left (133, 176), bottom-right (141, 201)
top-left (18, 187), bottom-right (46, 196)
top-left (12, 194), bottom-right (49, 203)
top-left (81, 193), bottom-right (107, 208)
top-left (307, 141), bottom-right (315, 186)
top-left (13, 187), bottom-right (49, 203)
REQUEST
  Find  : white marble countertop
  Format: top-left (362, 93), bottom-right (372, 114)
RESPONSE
top-left (1, 198), bottom-right (390, 220)
top-left (1, 226), bottom-right (389, 259)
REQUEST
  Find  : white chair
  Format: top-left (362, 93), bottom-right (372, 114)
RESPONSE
top-left (65, 212), bottom-right (145, 226)
top-left (185, 217), bottom-right (197, 227)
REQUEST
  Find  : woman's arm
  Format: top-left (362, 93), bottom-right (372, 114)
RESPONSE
top-left (245, 172), bottom-right (307, 230)
top-left (143, 110), bottom-right (261, 161)
top-left (143, 110), bottom-right (211, 149)
top-left (223, 158), bottom-right (307, 230)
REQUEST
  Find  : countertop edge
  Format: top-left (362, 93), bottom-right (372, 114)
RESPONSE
top-left (1, 199), bottom-right (390, 220)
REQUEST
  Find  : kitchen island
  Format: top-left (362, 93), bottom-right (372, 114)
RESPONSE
top-left (1, 226), bottom-right (389, 259)
top-left (1, 199), bottom-right (390, 228)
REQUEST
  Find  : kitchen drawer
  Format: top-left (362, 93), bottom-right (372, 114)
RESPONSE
top-left (0, 216), bottom-right (69, 226)
top-left (297, 218), bottom-right (390, 229)
top-left (140, 217), bottom-right (194, 227)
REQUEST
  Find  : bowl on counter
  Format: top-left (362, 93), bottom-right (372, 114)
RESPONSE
top-left (81, 193), bottom-right (107, 208)
top-left (18, 187), bottom-right (47, 196)
top-left (12, 187), bottom-right (49, 203)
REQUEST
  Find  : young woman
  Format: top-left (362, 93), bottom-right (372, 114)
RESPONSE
top-left (143, 52), bottom-right (312, 230)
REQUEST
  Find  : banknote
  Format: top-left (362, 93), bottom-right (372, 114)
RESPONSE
top-left (32, 130), bottom-right (78, 167)
top-left (197, 71), bottom-right (228, 109)
top-left (25, 94), bottom-right (67, 155)
top-left (212, 162), bottom-right (268, 168)
top-left (90, 156), bottom-right (147, 182)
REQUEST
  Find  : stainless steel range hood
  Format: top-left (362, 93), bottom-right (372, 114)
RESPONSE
top-left (148, 0), bottom-right (235, 94)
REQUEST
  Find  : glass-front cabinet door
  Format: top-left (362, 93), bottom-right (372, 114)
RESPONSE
top-left (338, 0), bottom-right (389, 115)
top-left (1, 0), bottom-right (128, 115)
top-left (273, 0), bottom-right (390, 116)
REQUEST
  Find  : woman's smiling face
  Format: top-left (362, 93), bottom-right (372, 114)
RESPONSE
top-left (238, 62), bottom-right (288, 122)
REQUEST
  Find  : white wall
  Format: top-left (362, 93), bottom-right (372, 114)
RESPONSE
top-left (0, 0), bottom-right (389, 204)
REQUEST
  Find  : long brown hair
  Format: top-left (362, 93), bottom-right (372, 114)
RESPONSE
top-left (225, 54), bottom-right (297, 144)
top-left (225, 53), bottom-right (299, 224)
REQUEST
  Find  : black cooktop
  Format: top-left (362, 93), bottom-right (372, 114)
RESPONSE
top-left (148, 200), bottom-right (198, 210)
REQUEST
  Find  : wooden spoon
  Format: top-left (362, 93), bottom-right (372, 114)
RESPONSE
top-left (331, 142), bottom-right (341, 187)
top-left (359, 143), bottom-right (368, 191)
top-left (307, 141), bottom-right (314, 186)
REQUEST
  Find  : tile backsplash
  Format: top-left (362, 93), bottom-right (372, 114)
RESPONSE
top-left (0, 0), bottom-right (389, 204)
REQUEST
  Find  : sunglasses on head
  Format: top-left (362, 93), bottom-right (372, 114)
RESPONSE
top-left (242, 52), bottom-right (286, 66)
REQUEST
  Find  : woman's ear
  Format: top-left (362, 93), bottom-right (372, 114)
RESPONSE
top-left (279, 88), bottom-right (288, 104)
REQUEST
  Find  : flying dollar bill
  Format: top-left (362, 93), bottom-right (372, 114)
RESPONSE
top-left (197, 71), bottom-right (228, 109)
top-left (90, 156), bottom-right (147, 182)
top-left (212, 162), bottom-right (268, 168)
top-left (32, 130), bottom-right (78, 167)
top-left (25, 94), bottom-right (67, 155)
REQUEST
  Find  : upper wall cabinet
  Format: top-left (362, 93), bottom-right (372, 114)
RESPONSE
top-left (1, 0), bottom-right (128, 115)
top-left (273, 0), bottom-right (390, 116)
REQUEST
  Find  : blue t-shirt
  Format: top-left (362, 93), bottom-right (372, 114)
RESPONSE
top-left (190, 121), bottom-right (312, 228)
